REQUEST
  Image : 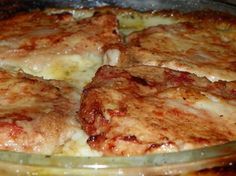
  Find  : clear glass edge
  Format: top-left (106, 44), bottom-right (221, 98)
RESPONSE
top-left (0, 141), bottom-right (235, 169)
top-left (0, 0), bottom-right (236, 171)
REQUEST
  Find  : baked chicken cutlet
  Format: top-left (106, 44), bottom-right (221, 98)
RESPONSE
top-left (0, 11), bottom-right (121, 89)
top-left (79, 65), bottom-right (236, 156)
top-left (117, 22), bottom-right (236, 82)
top-left (0, 69), bottom-right (80, 154)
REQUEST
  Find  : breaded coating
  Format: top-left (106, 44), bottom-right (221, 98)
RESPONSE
top-left (79, 65), bottom-right (236, 156)
top-left (118, 22), bottom-right (236, 82)
top-left (0, 11), bottom-right (121, 89)
top-left (0, 69), bottom-right (80, 154)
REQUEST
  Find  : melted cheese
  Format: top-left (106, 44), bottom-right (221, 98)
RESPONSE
top-left (36, 54), bottom-right (102, 89)
top-left (46, 8), bottom-right (180, 36)
top-left (78, 66), bottom-right (236, 156)
top-left (120, 22), bottom-right (236, 82)
top-left (118, 13), bottom-right (179, 35)
top-left (0, 11), bottom-right (120, 90)
top-left (0, 69), bottom-right (81, 154)
top-left (1, 7), bottom-right (236, 157)
top-left (0, 10), bottom-right (122, 156)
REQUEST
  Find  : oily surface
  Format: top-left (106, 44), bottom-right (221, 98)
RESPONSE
top-left (118, 22), bottom-right (236, 82)
top-left (79, 65), bottom-right (236, 156)
top-left (0, 69), bottom-right (80, 154)
top-left (0, 11), bottom-right (121, 89)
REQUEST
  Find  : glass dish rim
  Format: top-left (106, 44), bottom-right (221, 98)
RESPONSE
top-left (0, 0), bottom-right (236, 172)
top-left (0, 141), bottom-right (235, 169)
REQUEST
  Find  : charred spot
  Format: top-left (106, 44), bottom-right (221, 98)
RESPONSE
top-left (150, 143), bottom-right (161, 149)
top-left (54, 12), bottom-right (73, 22)
top-left (131, 76), bottom-right (149, 86)
top-left (87, 134), bottom-right (106, 146)
top-left (123, 135), bottom-right (139, 143)
top-left (145, 143), bottom-right (161, 153)
top-left (93, 11), bottom-right (103, 17)
top-left (112, 29), bottom-right (117, 35)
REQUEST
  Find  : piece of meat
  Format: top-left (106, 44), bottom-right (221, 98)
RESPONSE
top-left (78, 65), bottom-right (236, 156)
top-left (0, 11), bottom-right (121, 89)
top-left (0, 69), bottom-right (80, 154)
top-left (117, 22), bottom-right (236, 82)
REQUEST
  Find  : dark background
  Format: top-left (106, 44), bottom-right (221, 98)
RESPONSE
top-left (0, 0), bottom-right (236, 20)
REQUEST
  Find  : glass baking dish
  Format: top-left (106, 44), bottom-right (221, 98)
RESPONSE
top-left (0, 0), bottom-right (236, 175)
top-left (0, 141), bottom-right (235, 175)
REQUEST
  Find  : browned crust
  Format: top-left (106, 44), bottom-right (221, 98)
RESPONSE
top-left (0, 10), bottom-right (121, 53)
top-left (0, 10), bottom-right (121, 88)
top-left (118, 20), bottom-right (236, 81)
top-left (78, 65), bottom-right (236, 156)
top-left (0, 69), bottom-right (80, 154)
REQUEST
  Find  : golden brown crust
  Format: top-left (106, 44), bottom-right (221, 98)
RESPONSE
top-left (0, 10), bottom-right (120, 52)
top-left (118, 21), bottom-right (236, 82)
top-left (78, 65), bottom-right (236, 156)
top-left (0, 69), bottom-right (80, 154)
top-left (1, 7), bottom-right (236, 157)
top-left (0, 10), bottom-right (121, 88)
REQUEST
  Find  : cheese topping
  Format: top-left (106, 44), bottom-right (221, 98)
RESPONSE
top-left (0, 7), bottom-right (236, 157)
top-left (0, 69), bottom-right (80, 154)
top-left (78, 66), bottom-right (236, 156)
top-left (119, 22), bottom-right (236, 82)
top-left (0, 11), bottom-right (121, 90)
